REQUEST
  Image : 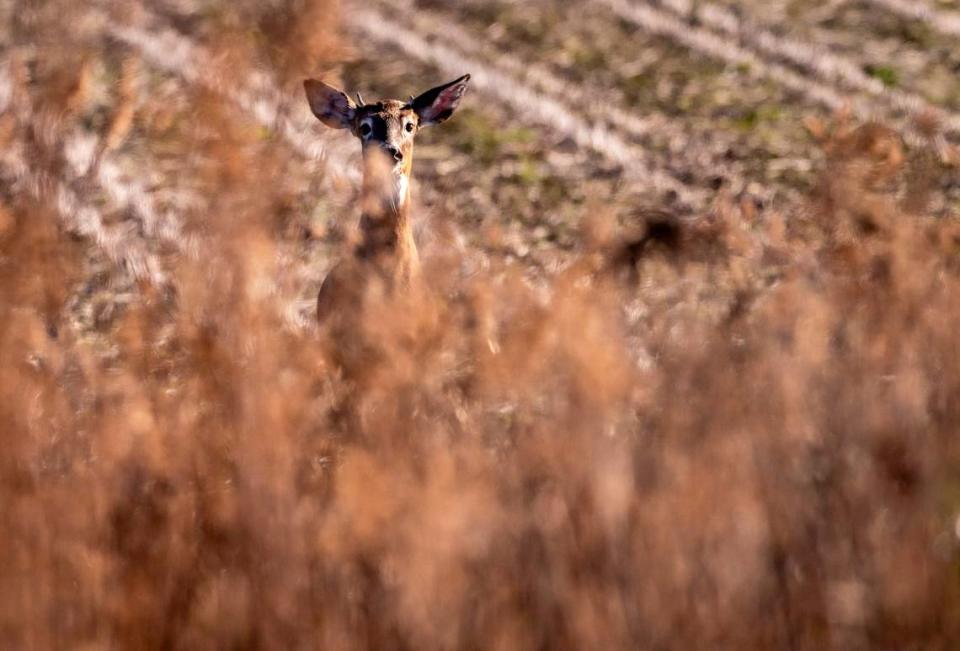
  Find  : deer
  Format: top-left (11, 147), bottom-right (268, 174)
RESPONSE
top-left (303, 74), bottom-right (471, 325)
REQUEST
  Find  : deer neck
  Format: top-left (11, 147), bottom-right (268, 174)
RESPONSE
top-left (356, 165), bottom-right (419, 283)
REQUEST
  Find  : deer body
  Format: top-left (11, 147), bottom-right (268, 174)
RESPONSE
top-left (304, 75), bottom-right (470, 324)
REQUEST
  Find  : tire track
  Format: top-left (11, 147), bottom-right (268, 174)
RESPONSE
top-left (105, 17), bottom-right (360, 187)
top-left (348, 7), bottom-right (711, 210)
top-left (373, 0), bottom-right (790, 204)
top-left (1, 66), bottom-right (169, 284)
top-left (864, 0), bottom-right (960, 39)
top-left (6, 5), bottom-right (357, 291)
top-left (655, 0), bottom-right (960, 133)
top-left (61, 127), bottom-right (198, 259)
top-left (592, 0), bottom-right (884, 126)
top-left (1, 142), bottom-right (168, 285)
top-left (105, 12), bottom-right (367, 329)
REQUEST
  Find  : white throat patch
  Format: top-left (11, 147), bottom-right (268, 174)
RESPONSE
top-left (393, 172), bottom-right (410, 209)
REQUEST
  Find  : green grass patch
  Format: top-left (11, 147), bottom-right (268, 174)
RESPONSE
top-left (865, 64), bottom-right (899, 88)
top-left (733, 105), bottom-right (783, 131)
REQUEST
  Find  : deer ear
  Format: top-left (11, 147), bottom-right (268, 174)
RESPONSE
top-left (304, 79), bottom-right (356, 129)
top-left (411, 74), bottom-right (470, 126)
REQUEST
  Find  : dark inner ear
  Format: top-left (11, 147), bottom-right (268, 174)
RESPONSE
top-left (431, 108), bottom-right (453, 123)
top-left (411, 85), bottom-right (445, 114)
top-left (304, 79), bottom-right (356, 130)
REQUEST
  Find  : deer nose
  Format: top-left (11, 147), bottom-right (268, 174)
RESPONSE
top-left (385, 145), bottom-right (403, 162)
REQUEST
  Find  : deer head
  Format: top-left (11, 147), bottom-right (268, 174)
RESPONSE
top-left (304, 74), bottom-right (471, 209)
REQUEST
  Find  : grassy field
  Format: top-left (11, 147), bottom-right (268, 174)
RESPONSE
top-left (3, 0), bottom-right (960, 648)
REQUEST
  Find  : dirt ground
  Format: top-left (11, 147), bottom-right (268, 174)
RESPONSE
top-left (4, 1), bottom-right (960, 648)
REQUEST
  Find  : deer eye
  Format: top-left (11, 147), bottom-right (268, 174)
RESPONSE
top-left (405, 122), bottom-right (414, 133)
top-left (359, 123), bottom-right (372, 137)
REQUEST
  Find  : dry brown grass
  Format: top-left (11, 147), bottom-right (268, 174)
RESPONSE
top-left (3, 2), bottom-right (960, 649)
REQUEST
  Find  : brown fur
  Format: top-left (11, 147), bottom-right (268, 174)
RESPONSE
top-left (304, 75), bottom-right (470, 325)
top-left (317, 101), bottom-right (420, 326)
